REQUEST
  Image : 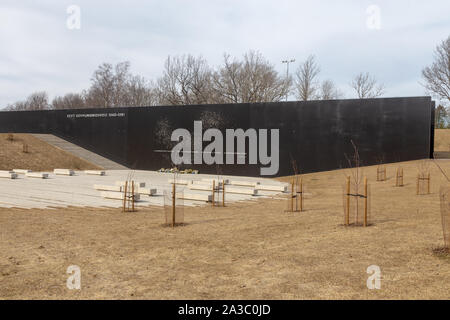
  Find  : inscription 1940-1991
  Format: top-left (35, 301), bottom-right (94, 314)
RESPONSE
top-left (66, 112), bottom-right (126, 119)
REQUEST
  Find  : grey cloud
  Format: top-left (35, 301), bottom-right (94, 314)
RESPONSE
top-left (0, 0), bottom-right (449, 107)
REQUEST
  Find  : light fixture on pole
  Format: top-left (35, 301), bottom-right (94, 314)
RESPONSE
top-left (282, 59), bottom-right (295, 101)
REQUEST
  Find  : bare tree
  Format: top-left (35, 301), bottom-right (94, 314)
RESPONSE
top-left (5, 91), bottom-right (49, 111)
top-left (240, 50), bottom-right (291, 102)
top-left (295, 55), bottom-right (320, 101)
top-left (112, 61), bottom-right (132, 106)
top-left (350, 72), bottom-right (384, 98)
top-left (83, 61), bottom-right (159, 107)
top-left (87, 61), bottom-right (132, 107)
top-left (156, 54), bottom-right (213, 105)
top-left (3, 52), bottom-right (295, 110)
top-left (5, 101), bottom-right (27, 111)
top-left (52, 93), bottom-right (86, 109)
top-left (212, 51), bottom-right (290, 103)
top-left (435, 104), bottom-right (449, 129)
top-left (319, 79), bottom-right (343, 100)
top-left (421, 35), bottom-right (450, 104)
top-left (83, 88), bottom-right (101, 108)
top-left (88, 62), bottom-right (116, 107)
top-left (211, 54), bottom-right (243, 104)
top-left (26, 92), bottom-right (49, 110)
top-left (125, 75), bottom-right (158, 107)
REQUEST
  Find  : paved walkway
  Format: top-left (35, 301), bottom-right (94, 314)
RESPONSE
top-left (32, 134), bottom-right (128, 170)
top-left (0, 170), bottom-right (286, 209)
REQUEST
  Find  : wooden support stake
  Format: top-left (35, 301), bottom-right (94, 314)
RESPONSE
top-left (294, 175), bottom-right (297, 212)
top-left (427, 172), bottom-right (430, 194)
top-left (123, 181), bottom-right (128, 212)
top-left (396, 168), bottom-right (403, 187)
top-left (172, 183), bottom-right (175, 228)
top-left (290, 178), bottom-right (294, 212)
top-left (377, 167), bottom-right (386, 181)
top-left (299, 177), bottom-right (303, 212)
top-left (222, 179), bottom-right (225, 207)
top-left (212, 180), bottom-right (215, 206)
top-left (131, 181), bottom-right (135, 212)
top-left (364, 177), bottom-right (368, 227)
top-left (416, 174), bottom-right (419, 195)
top-left (346, 176), bottom-right (350, 225)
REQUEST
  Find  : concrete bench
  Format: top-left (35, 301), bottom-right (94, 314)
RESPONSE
top-left (256, 184), bottom-right (288, 192)
top-left (201, 178), bottom-right (229, 185)
top-left (193, 180), bottom-right (222, 187)
top-left (176, 192), bottom-right (212, 202)
top-left (115, 181), bottom-right (146, 188)
top-left (226, 186), bottom-right (258, 196)
top-left (229, 180), bottom-right (260, 187)
top-left (0, 172), bottom-right (18, 179)
top-left (94, 184), bottom-right (122, 192)
top-left (54, 169), bottom-right (75, 176)
top-left (136, 187), bottom-right (157, 196)
top-left (13, 169), bottom-right (32, 174)
top-left (188, 184), bottom-right (217, 191)
top-left (26, 172), bottom-right (48, 179)
top-left (168, 179), bottom-right (192, 185)
top-left (100, 191), bottom-right (140, 201)
top-left (85, 170), bottom-right (106, 176)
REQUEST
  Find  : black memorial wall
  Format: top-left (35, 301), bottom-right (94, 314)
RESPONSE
top-left (0, 97), bottom-right (435, 177)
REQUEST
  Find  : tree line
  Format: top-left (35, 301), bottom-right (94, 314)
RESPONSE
top-left (421, 36), bottom-right (450, 128)
top-left (4, 50), bottom-right (388, 111)
top-left (5, 33), bottom-right (450, 112)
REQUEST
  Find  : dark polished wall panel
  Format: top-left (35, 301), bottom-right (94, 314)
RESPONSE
top-left (0, 97), bottom-right (434, 177)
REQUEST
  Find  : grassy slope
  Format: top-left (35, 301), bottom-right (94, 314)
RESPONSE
top-left (0, 133), bottom-right (101, 171)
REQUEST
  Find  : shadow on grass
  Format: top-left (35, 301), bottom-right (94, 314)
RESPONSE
top-left (338, 222), bottom-right (376, 228)
top-left (161, 223), bottom-right (188, 228)
top-left (432, 246), bottom-right (450, 262)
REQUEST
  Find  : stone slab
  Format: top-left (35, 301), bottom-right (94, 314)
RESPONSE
top-left (168, 179), bottom-right (192, 185)
top-left (85, 170), bottom-right (106, 176)
top-left (13, 169), bottom-right (32, 174)
top-left (0, 172), bottom-right (18, 179)
top-left (176, 192), bottom-right (211, 202)
top-left (54, 169), bottom-right (75, 176)
top-left (26, 172), bottom-right (48, 179)
top-left (94, 184), bottom-right (122, 192)
top-left (115, 181), bottom-right (146, 188)
top-left (256, 184), bottom-right (288, 192)
top-left (136, 187), bottom-right (157, 196)
top-left (229, 180), bottom-right (260, 187)
top-left (226, 186), bottom-right (258, 196)
top-left (100, 191), bottom-right (141, 201)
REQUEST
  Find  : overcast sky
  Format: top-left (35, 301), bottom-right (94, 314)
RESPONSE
top-left (0, 0), bottom-right (449, 108)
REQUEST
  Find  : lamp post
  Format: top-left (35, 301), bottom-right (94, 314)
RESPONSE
top-left (282, 59), bottom-right (295, 101)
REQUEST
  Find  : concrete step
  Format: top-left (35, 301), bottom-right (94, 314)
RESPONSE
top-left (54, 169), bottom-right (75, 176)
top-left (26, 172), bottom-right (49, 179)
top-left (32, 134), bottom-right (127, 170)
top-left (176, 192), bottom-right (211, 202)
top-left (226, 186), bottom-right (258, 196)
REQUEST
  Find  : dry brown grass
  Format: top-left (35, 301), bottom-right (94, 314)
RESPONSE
top-left (0, 133), bottom-right (101, 171)
top-left (1, 159), bottom-right (450, 299)
top-left (434, 129), bottom-right (450, 152)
